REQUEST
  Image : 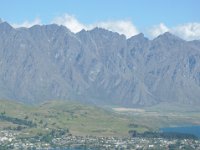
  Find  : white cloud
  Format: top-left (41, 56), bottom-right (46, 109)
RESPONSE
top-left (173, 23), bottom-right (200, 41)
top-left (51, 14), bottom-right (139, 38)
top-left (90, 20), bottom-right (139, 38)
top-left (9, 14), bottom-right (200, 41)
top-left (148, 23), bottom-right (169, 38)
top-left (148, 22), bottom-right (200, 41)
top-left (12, 18), bottom-right (41, 28)
top-left (52, 14), bottom-right (86, 33)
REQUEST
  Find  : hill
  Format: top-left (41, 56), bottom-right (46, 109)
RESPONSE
top-left (0, 99), bottom-right (149, 137)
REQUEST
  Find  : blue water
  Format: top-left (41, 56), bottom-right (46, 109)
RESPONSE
top-left (160, 126), bottom-right (200, 138)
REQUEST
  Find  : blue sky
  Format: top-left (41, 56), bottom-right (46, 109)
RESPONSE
top-left (0, 0), bottom-right (200, 40)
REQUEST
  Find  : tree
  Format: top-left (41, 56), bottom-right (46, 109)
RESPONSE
top-left (1, 111), bottom-right (5, 115)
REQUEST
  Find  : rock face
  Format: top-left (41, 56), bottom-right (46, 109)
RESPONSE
top-left (0, 22), bottom-right (200, 106)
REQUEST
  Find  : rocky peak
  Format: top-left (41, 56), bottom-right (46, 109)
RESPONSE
top-left (0, 21), bottom-right (14, 33)
top-left (155, 32), bottom-right (183, 42)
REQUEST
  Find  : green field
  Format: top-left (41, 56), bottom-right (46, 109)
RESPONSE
top-left (0, 99), bottom-right (148, 137)
top-left (1, 100), bottom-right (200, 138)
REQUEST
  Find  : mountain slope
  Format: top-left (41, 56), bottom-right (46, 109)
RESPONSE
top-left (0, 22), bottom-right (200, 106)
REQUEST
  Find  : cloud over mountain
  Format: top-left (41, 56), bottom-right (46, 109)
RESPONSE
top-left (90, 20), bottom-right (139, 38)
top-left (148, 23), bottom-right (169, 38)
top-left (52, 14), bottom-right (86, 33)
top-left (173, 23), bottom-right (200, 41)
top-left (149, 22), bottom-right (200, 41)
top-left (51, 14), bottom-right (139, 38)
top-left (8, 14), bottom-right (200, 40)
top-left (12, 18), bottom-right (42, 28)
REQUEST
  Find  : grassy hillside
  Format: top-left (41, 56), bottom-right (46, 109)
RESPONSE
top-left (0, 100), bottom-right (148, 137)
top-left (1, 99), bottom-right (199, 139)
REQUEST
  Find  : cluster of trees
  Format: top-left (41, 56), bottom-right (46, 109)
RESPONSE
top-left (35, 129), bottom-right (69, 143)
top-left (3, 125), bottom-right (27, 131)
top-left (0, 113), bottom-right (37, 128)
top-left (129, 130), bottom-right (198, 139)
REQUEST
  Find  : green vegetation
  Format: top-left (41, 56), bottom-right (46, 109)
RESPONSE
top-left (1, 99), bottom-right (200, 139)
top-left (0, 100), bottom-right (200, 149)
top-left (0, 114), bottom-right (36, 128)
top-left (129, 130), bottom-right (198, 139)
top-left (0, 99), bottom-right (147, 137)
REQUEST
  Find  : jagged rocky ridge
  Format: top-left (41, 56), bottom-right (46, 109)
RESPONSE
top-left (0, 21), bottom-right (200, 106)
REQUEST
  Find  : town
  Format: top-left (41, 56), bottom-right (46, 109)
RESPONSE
top-left (0, 129), bottom-right (200, 149)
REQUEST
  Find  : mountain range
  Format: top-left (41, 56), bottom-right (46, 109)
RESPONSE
top-left (0, 21), bottom-right (200, 107)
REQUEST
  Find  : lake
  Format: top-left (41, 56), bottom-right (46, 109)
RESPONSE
top-left (160, 126), bottom-right (200, 138)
